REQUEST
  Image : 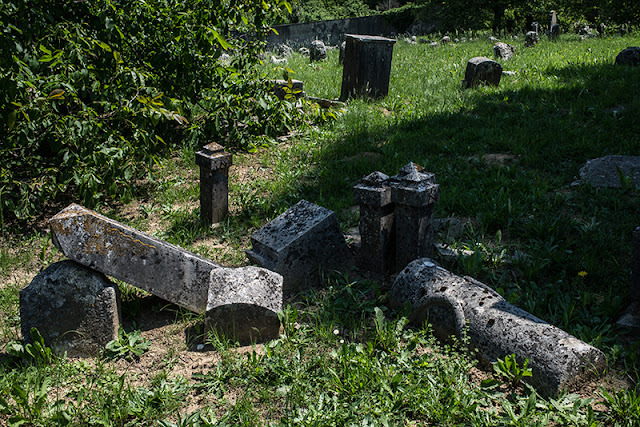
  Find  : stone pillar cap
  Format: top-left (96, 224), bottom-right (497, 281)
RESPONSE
top-left (196, 143), bottom-right (232, 171)
top-left (389, 162), bottom-right (439, 206)
top-left (353, 171), bottom-right (392, 207)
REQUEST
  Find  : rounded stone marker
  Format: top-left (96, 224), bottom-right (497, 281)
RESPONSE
top-left (20, 260), bottom-right (121, 357)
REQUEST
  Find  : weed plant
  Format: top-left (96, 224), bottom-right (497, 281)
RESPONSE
top-left (1, 33), bottom-right (640, 425)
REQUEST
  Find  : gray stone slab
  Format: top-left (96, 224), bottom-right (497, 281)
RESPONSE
top-left (577, 155), bottom-right (640, 188)
top-left (20, 260), bottom-right (121, 357)
top-left (50, 204), bottom-right (221, 313)
top-left (246, 200), bottom-right (352, 291)
top-left (392, 258), bottom-right (607, 397)
top-left (206, 266), bottom-right (283, 344)
top-left (462, 57), bottom-right (503, 88)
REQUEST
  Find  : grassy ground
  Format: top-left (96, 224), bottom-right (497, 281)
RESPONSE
top-left (1, 32), bottom-right (640, 425)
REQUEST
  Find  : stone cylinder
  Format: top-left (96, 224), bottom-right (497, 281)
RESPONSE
top-left (391, 258), bottom-right (607, 397)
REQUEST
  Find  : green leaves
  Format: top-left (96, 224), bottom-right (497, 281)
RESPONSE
top-left (104, 327), bottom-right (150, 361)
top-left (492, 353), bottom-right (533, 386)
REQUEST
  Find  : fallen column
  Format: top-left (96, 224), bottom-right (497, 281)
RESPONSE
top-left (391, 258), bottom-right (607, 397)
top-left (50, 204), bottom-right (220, 313)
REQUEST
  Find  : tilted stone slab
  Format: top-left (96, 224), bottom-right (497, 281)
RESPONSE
top-left (50, 204), bottom-right (221, 313)
top-left (391, 258), bottom-right (607, 397)
top-left (246, 199), bottom-right (352, 291)
top-left (206, 266), bottom-right (283, 343)
top-left (20, 260), bottom-right (121, 357)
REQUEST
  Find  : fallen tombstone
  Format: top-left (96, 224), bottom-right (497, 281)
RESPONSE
top-left (20, 260), bottom-right (121, 357)
top-left (461, 57), bottom-right (502, 88)
top-left (391, 258), bottom-right (607, 397)
top-left (196, 143), bottom-right (232, 225)
top-left (493, 42), bottom-right (515, 60)
top-left (615, 47), bottom-right (640, 66)
top-left (576, 155), bottom-right (640, 188)
top-left (246, 199), bottom-right (352, 291)
top-left (206, 266), bottom-right (283, 343)
top-left (50, 204), bottom-right (221, 313)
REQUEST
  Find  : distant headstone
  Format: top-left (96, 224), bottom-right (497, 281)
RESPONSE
top-left (577, 155), bottom-right (640, 188)
top-left (550, 23), bottom-right (560, 39)
top-left (246, 200), bottom-right (352, 291)
top-left (461, 57), bottom-right (503, 88)
top-left (549, 10), bottom-right (557, 32)
top-left (275, 44), bottom-right (292, 57)
top-left (615, 47), bottom-right (640, 66)
top-left (493, 42), bottom-right (515, 60)
top-left (525, 31), bottom-right (539, 47)
top-left (340, 34), bottom-right (396, 101)
top-left (299, 47), bottom-right (310, 56)
top-left (20, 260), bottom-right (121, 357)
top-left (441, 36), bottom-right (451, 44)
top-left (206, 266), bottom-right (283, 344)
top-left (430, 41), bottom-right (440, 48)
top-left (531, 21), bottom-right (540, 34)
top-left (310, 40), bottom-right (327, 62)
top-left (50, 204), bottom-right (221, 314)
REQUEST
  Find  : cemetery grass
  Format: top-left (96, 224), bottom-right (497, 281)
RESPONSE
top-left (1, 33), bottom-right (640, 425)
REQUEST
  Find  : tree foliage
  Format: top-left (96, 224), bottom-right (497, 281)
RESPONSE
top-left (0, 0), bottom-right (293, 223)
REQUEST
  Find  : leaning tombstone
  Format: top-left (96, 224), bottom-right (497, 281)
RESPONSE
top-left (310, 40), bottom-right (327, 62)
top-left (461, 57), bottom-right (503, 88)
top-left (20, 260), bottom-right (121, 357)
top-left (391, 258), bottom-right (607, 397)
top-left (196, 143), bottom-right (232, 225)
top-left (389, 163), bottom-right (439, 272)
top-left (493, 42), bottom-right (515, 60)
top-left (246, 200), bottom-right (352, 291)
top-left (525, 31), bottom-right (539, 47)
top-left (339, 34), bottom-right (396, 101)
top-left (206, 266), bottom-right (283, 344)
top-left (615, 47), bottom-right (640, 66)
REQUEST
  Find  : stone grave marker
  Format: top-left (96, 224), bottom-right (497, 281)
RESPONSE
top-left (392, 258), bottom-right (607, 397)
top-left (246, 200), bottom-right (352, 291)
top-left (576, 155), bottom-right (640, 188)
top-left (615, 47), bottom-right (640, 66)
top-left (340, 34), bottom-right (396, 101)
top-left (525, 31), bottom-right (539, 47)
top-left (462, 57), bottom-right (502, 88)
top-left (493, 42), bottom-right (515, 60)
top-left (196, 143), bottom-right (232, 225)
top-left (20, 260), bottom-right (121, 357)
top-left (310, 40), bottom-right (327, 62)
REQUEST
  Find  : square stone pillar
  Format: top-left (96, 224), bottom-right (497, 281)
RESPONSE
top-left (354, 171), bottom-right (395, 276)
top-left (195, 143), bottom-right (232, 225)
top-left (389, 163), bottom-right (440, 272)
top-left (340, 34), bottom-right (396, 101)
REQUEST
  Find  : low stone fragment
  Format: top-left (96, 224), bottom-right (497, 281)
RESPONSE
top-left (615, 47), bottom-right (640, 66)
top-left (205, 266), bottom-right (283, 344)
top-left (391, 258), bottom-right (607, 397)
top-left (577, 155), bottom-right (640, 188)
top-left (310, 40), bottom-right (327, 62)
top-left (246, 200), bottom-right (352, 291)
top-left (525, 31), bottom-right (539, 47)
top-left (50, 204), bottom-right (220, 313)
top-left (462, 57), bottom-right (502, 88)
top-left (493, 42), bottom-right (515, 60)
top-left (20, 260), bottom-right (121, 357)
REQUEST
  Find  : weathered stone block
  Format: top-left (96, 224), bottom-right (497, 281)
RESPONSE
top-left (391, 258), bottom-right (607, 397)
top-left (205, 266), bottom-right (283, 344)
top-left (246, 200), bottom-right (352, 291)
top-left (577, 155), bottom-right (640, 188)
top-left (340, 34), bottom-right (396, 101)
top-left (462, 57), bottom-right (503, 88)
top-left (493, 42), bottom-right (515, 60)
top-left (310, 40), bottom-right (327, 62)
top-left (50, 204), bottom-right (221, 313)
top-left (20, 260), bottom-right (121, 357)
top-left (525, 31), bottom-right (539, 47)
top-left (615, 47), bottom-right (640, 66)
top-left (196, 143), bottom-right (232, 225)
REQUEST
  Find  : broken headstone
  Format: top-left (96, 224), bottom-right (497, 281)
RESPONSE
top-left (493, 42), bottom-right (515, 60)
top-left (525, 31), bottom-right (539, 47)
top-left (246, 200), bottom-right (352, 291)
top-left (20, 260), bottom-right (121, 357)
top-left (340, 34), bottom-right (396, 101)
top-left (310, 40), bottom-right (327, 62)
top-left (391, 258), bottom-right (607, 397)
top-left (196, 143), bottom-right (232, 225)
top-left (462, 57), bottom-right (503, 88)
top-left (50, 204), bottom-right (221, 313)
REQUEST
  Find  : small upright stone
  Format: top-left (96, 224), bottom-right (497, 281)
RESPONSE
top-left (389, 163), bottom-right (439, 272)
top-left (354, 172), bottom-right (395, 276)
top-left (340, 34), bottom-right (396, 101)
top-left (20, 260), bottom-right (121, 357)
top-left (493, 42), bottom-right (515, 60)
top-left (525, 31), bottom-right (539, 47)
top-left (615, 47), bottom-right (640, 66)
top-left (462, 57), bottom-right (503, 88)
top-left (206, 266), bottom-right (283, 344)
top-left (246, 200), bottom-right (352, 291)
top-left (441, 36), bottom-right (451, 44)
top-left (196, 143), bottom-right (232, 225)
top-left (339, 40), bottom-right (346, 65)
top-left (310, 40), bottom-right (327, 62)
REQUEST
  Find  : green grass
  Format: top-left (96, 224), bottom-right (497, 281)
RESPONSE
top-left (1, 32), bottom-right (640, 425)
